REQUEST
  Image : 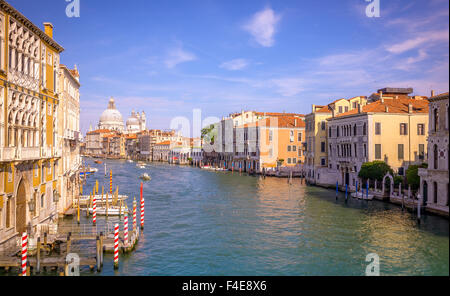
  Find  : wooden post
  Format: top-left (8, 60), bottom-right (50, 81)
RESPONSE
top-left (36, 237), bottom-right (41, 274)
top-left (106, 192), bottom-right (109, 218)
top-left (77, 194), bottom-right (80, 224)
top-left (67, 232), bottom-right (71, 254)
top-left (96, 236), bottom-right (101, 272)
top-left (102, 186), bottom-right (104, 204)
top-left (44, 232), bottom-right (47, 246)
top-left (99, 232), bottom-right (104, 267)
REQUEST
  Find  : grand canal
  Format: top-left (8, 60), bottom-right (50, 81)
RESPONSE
top-left (72, 158), bottom-right (448, 276)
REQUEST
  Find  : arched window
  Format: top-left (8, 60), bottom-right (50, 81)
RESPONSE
top-left (353, 124), bottom-right (357, 136)
top-left (434, 108), bottom-right (439, 132)
top-left (433, 182), bottom-right (438, 204)
top-left (363, 123), bottom-right (367, 135)
top-left (434, 144), bottom-right (438, 169)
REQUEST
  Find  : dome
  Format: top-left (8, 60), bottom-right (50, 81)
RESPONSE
top-left (98, 97), bottom-right (124, 131)
top-left (126, 116), bottom-right (139, 126)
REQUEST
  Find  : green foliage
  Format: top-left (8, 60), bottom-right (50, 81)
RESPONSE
top-left (201, 124), bottom-right (217, 144)
top-left (277, 159), bottom-right (285, 165)
top-left (393, 175), bottom-right (404, 186)
top-left (406, 163), bottom-right (427, 190)
top-left (358, 161), bottom-right (393, 181)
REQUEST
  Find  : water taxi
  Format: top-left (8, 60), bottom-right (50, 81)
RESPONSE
top-left (88, 206), bottom-right (129, 216)
top-left (140, 173), bottom-right (151, 181)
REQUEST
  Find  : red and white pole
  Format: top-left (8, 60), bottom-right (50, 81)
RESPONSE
top-left (124, 210), bottom-right (129, 246)
top-left (140, 182), bottom-right (144, 230)
top-left (93, 195), bottom-right (97, 225)
top-left (133, 197), bottom-right (137, 233)
top-left (114, 223), bottom-right (119, 269)
top-left (21, 232), bottom-right (27, 276)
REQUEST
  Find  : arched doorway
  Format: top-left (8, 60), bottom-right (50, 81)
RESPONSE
top-left (16, 179), bottom-right (27, 234)
top-left (345, 168), bottom-right (350, 186)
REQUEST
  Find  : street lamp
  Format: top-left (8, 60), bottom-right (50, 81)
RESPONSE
top-left (53, 189), bottom-right (61, 203)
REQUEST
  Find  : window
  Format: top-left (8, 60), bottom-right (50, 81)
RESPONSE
top-left (417, 124), bottom-right (425, 135)
top-left (298, 132), bottom-right (302, 142)
top-left (364, 144), bottom-right (367, 157)
top-left (434, 182), bottom-right (438, 203)
top-left (41, 194), bottom-right (44, 208)
top-left (6, 197), bottom-right (11, 228)
top-left (337, 127), bottom-right (340, 137)
top-left (398, 144), bottom-right (404, 159)
top-left (375, 122), bottom-right (381, 135)
top-left (354, 143), bottom-right (357, 157)
top-left (287, 145), bottom-right (291, 152)
top-left (293, 158), bottom-right (297, 164)
top-left (269, 130), bottom-right (273, 142)
top-left (298, 147), bottom-right (302, 157)
top-left (339, 106), bottom-right (343, 113)
top-left (433, 144), bottom-right (438, 169)
top-left (419, 144), bottom-right (424, 160)
top-left (290, 130), bottom-right (294, 142)
top-left (345, 106), bottom-right (348, 112)
top-left (7, 165), bottom-right (12, 183)
top-left (34, 164), bottom-right (38, 177)
top-left (353, 124), bottom-right (357, 136)
top-left (287, 158), bottom-right (292, 164)
top-left (434, 108), bottom-right (439, 132)
top-left (41, 164), bottom-right (45, 183)
top-left (400, 123), bottom-right (408, 135)
top-left (321, 121), bottom-right (325, 130)
top-left (363, 123), bottom-right (367, 135)
top-left (293, 146), bottom-right (297, 152)
top-left (375, 144), bottom-right (381, 159)
top-left (329, 127), bottom-right (332, 138)
top-left (321, 142), bottom-right (325, 153)
top-left (321, 158), bottom-right (326, 166)
top-left (398, 167), bottom-right (404, 176)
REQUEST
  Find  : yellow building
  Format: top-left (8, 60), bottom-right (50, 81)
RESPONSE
top-left (304, 96), bottom-right (367, 184)
top-left (0, 0), bottom-right (64, 251)
top-left (327, 88), bottom-right (429, 189)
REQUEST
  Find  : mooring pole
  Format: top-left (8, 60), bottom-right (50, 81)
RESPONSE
top-left (345, 184), bottom-right (348, 202)
top-left (36, 237), bottom-right (41, 274)
top-left (336, 181), bottom-right (338, 200)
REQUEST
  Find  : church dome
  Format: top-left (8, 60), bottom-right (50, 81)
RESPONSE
top-left (98, 97), bottom-right (124, 131)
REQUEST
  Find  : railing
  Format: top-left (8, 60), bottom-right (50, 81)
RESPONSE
top-left (0, 147), bottom-right (16, 161)
top-left (20, 147), bottom-right (40, 160)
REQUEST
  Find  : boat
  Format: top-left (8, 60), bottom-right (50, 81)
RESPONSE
top-left (75, 194), bottom-right (128, 206)
top-left (140, 173), bottom-right (151, 181)
top-left (88, 206), bottom-right (128, 216)
top-left (79, 167), bottom-right (98, 177)
top-left (94, 160), bottom-right (102, 164)
top-left (351, 192), bottom-right (374, 200)
top-left (127, 160), bottom-right (133, 163)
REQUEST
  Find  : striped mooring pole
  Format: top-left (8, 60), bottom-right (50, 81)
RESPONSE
top-left (140, 182), bottom-right (144, 230)
top-left (93, 195), bottom-right (97, 225)
top-left (110, 170), bottom-right (113, 194)
top-left (124, 210), bottom-right (129, 246)
top-left (133, 197), bottom-right (137, 232)
top-left (21, 232), bottom-right (28, 276)
top-left (114, 223), bottom-right (119, 269)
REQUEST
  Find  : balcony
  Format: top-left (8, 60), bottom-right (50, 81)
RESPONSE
top-left (20, 147), bottom-right (40, 160)
top-left (0, 147), bottom-right (16, 162)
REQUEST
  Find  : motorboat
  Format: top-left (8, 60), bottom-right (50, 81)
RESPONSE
top-left (351, 192), bottom-right (374, 200)
top-left (88, 206), bottom-right (128, 216)
top-left (140, 173), bottom-right (151, 181)
top-left (94, 160), bottom-right (102, 164)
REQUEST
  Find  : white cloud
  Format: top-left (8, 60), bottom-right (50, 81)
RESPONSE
top-left (385, 30), bottom-right (449, 53)
top-left (270, 78), bottom-right (305, 96)
top-left (165, 47), bottom-right (197, 69)
top-left (243, 7), bottom-right (281, 47)
top-left (219, 59), bottom-right (249, 70)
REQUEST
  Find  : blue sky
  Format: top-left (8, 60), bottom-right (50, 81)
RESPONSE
top-left (7, 0), bottom-right (449, 135)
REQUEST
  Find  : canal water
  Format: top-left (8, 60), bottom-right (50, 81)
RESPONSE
top-left (73, 158), bottom-right (448, 276)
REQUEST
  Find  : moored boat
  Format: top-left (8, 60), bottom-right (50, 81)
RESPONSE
top-left (140, 173), bottom-right (151, 181)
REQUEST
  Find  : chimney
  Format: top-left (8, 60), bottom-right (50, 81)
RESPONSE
top-left (295, 118), bottom-right (298, 126)
top-left (312, 104), bottom-right (316, 113)
top-left (385, 105), bottom-right (389, 113)
top-left (408, 103), bottom-right (413, 113)
top-left (431, 90), bottom-right (435, 97)
top-left (379, 91), bottom-right (384, 103)
top-left (43, 22), bottom-right (53, 39)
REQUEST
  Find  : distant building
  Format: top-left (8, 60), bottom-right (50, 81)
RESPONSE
top-left (153, 141), bottom-right (171, 162)
top-left (419, 92), bottom-right (449, 216)
top-left (98, 97), bottom-right (124, 132)
top-left (126, 111), bottom-right (146, 133)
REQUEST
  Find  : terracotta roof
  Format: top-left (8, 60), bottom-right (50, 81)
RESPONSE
top-left (126, 134), bottom-right (137, 139)
top-left (243, 116), bottom-right (305, 128)
top-left (333, 97), bottom-right (429, 118)
top-left (155, 141), bottom-right (171, 145)
top-left (429, 92), bottom-right (449, 101)
top-left (316, 106), bottom-right (331, 113)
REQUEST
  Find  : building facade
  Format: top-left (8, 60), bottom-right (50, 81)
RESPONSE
top-left (419, 92), bottom-right (449, 216)
top-left (327, 89), bottom-right (429, 190)
top-left (57, 64), bottom-right (81, 216)
top-left (98, 97), bottom-right (124, 132)
top-left (0, 0), bottom-right (65, 251)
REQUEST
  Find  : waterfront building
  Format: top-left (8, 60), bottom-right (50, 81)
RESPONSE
top-left (84, 129), bottom-right (111, 156)
top-left (0, 0), bottom-right (65, 250)
top-left (169, 137), bottom-right (192, 165)
top-left (57, 64), bottom-right (81, 216)
top-left (125, 133), bottom-right (138, 158)
top-left (152, 141), bottom-right (171, 162)
top-left (419, 92), bottom-right (449, 216)
top-left (236, 116), bottom-right (305, 173)
top-left (304, 96), bottom-right (367, 185)
top-left (327, 88), bottom-right (428, 190)
top-left (98, 97), bottom-right (124, 132)
top-left (191, 138), bottom-right (203, 166)
top-left (102, 132), bottom-right (125, 158)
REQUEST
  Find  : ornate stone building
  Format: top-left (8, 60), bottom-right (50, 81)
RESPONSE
top-left (126, 110), bottom-right (146, 133)
top-left (0, 0), bottom-right (64, 251)
top-left (419, 92), bottom-right (449, 216)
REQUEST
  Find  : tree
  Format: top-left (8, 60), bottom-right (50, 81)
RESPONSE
top-left (358, 161), bottom-right (393, 181)
top-left (405, 163), bottom-right (427, 190)
top-left (201, 124), bottom-right (217, 144)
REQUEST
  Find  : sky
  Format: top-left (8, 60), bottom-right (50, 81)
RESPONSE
top-left (7, 0), bottom-right (449, 136)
